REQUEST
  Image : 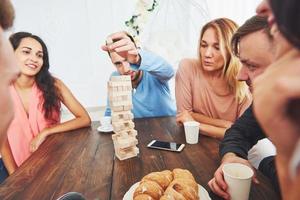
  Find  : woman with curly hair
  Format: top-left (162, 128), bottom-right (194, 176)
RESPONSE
top-left (0, 32), bottom-right (91, 181)
top-left (175, 18), bottom-right (252, 139)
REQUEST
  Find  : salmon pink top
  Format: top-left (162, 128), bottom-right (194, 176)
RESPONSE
top-left (7, 84), bottom-right (60, 166)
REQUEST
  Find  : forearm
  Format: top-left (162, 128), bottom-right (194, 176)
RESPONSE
top-left (138, 50), bottom-right (174, 81)
top-left (191, 112), bottom-right (233, 129)
top-left (200, 123), bottom-right (228, 139)
top-left (219, 105), bottom-right (265, 159)
top-left (45, 116), bottom-right (91, 137)
top-left (0, 138), bottom-right (17, 174)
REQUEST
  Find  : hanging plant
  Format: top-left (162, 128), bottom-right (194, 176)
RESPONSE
top-left (125, 0), bottom-right (158, 43)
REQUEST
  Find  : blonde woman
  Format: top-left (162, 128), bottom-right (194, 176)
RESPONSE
top-left (175, 18), bottom-right (251, 139)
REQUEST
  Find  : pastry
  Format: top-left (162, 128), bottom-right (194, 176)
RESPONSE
top-left (172, 169), bottom-right (195, 181)
top-left (133, 180), bottom-right (164, 200)
top-left (142, 170), bottom-right (173, 190)
top-left (133, 169), bottom-right (199, 200)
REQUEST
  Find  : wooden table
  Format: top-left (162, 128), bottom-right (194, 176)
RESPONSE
top-left (0, 117), bottom-right (279, 200)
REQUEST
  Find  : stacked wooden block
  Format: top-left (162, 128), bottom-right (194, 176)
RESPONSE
top-left (108, 75), bottom-right (139, 160)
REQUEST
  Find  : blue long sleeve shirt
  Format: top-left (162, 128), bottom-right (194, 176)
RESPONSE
top-left (105, 50), bottom-right (176, 118)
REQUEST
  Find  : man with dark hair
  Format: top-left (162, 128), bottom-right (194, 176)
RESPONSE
top-left (0, 0), bottom-right (20, 182)
top-left (102, 31), bottom-right (176, 118)
top-left (208, 15), bottom-right (280, 199)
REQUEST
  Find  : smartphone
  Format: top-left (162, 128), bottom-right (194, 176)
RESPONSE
top-left (147, 140), bottom-right (185, 152)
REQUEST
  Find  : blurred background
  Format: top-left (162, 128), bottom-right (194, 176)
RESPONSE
top-left (9, 0), bottom-right (261, 120)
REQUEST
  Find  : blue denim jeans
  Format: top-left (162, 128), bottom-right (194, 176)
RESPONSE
top-left (0, 158), bottom-right (8, 184)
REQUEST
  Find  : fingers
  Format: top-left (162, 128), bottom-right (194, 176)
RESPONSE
top-left (103, 31), bottom-right (137, 54)
top-left (30, 143), bottom-right (37, 153)
top-left (128, 49), bottom-right (139, 56)
top-left (107, 31), bottom-right (129, 41)
top-left (176, 111), bottom-right (193, 124)
top-left (176, 115), bottom-right (183, 124)
top-left (109, 38), bottom-right (129, 50)
top-left (208, 178), bottom-right (230, 199)
top-left (110, 39), bottom-right (136, 53)
top-left (214, 169), bottom-right (227, 191)
top-left (101, 45), bottom-right (109, 51)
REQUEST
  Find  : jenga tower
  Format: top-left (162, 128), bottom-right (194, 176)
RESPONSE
top-left (108, 75), bottom-right (139, 160)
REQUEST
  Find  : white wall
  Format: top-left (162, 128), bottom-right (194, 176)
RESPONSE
top-left (207, 0), bottom-right (262, 25)
top-left (11, 0), bottom-right (136, 108)
top-left (10, 0), bottom-right (261, 109)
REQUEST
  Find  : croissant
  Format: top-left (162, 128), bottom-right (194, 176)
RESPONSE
top-left (172, 169), bottom-right (195, 181)
top-left (142, 170), bottom-right (173, 190)
top-left (133, 194), bottom-right (155, 200)
top-left (133, 180), bottom-right (164, 200)
top-left (163, 180), bottom-right (199, 200)
top-left (133, 169), bottom-right (199, 200)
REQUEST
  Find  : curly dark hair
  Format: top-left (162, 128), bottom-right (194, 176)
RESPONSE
top-left (9, 32), bottom-right (61, 121)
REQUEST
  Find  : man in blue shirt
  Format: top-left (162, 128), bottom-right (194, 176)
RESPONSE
top-left (102, 31), bottom-right (176, 118)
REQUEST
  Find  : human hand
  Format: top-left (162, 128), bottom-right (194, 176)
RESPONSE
top-left (101, 31), bottom-right (140, 64)
top-left (30, 129), bottom-right (49, 153)
top-left (176, 110), bottom-right (195, 124)
top-left (208, 154), bottom-right (258, 199)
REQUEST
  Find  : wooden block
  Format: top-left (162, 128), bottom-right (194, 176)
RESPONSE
top-left (111, 111), bottom-right (134, 122)
top-left (113, 137), bottom-right (138, 149)
top-left (112, 121), bottom-right (135, 132)
top-left (123, 105), bottom-right (133, 111)
top-left (127, 129), bottom-right (138, 136)
top-left (110, 75), bottom-right (131, 82)
top-left (108, 81), bottom-right (132, 87)
top-left (108, 90), bottom-right (131, 98)
top-left (117, 86), bottom-right (123, 91)
top-left (115, 146), bottom-right (139, 160)
top-left (111, 106), bottom-right (124, 112)
top-left (110, 100), bottom-right (132, 107)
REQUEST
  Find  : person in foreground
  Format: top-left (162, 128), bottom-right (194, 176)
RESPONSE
top-left (0, 0), bottom-right (20, 183)
top-left (208, 15), bottom-right (280, 199)
top-left (175, 18), bottom-right (251, 139)
top-left (102, 31), bottom-right (176, 118)
top-left (254, 0), bottom-right (300, 199)
top-left (0, 32), bottom-right (91, 181)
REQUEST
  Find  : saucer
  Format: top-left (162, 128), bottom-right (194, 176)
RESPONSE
top-left (97, 125), bottom-right (113, 133)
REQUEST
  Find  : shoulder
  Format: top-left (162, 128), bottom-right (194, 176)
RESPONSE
top-left (53, 77), bottom-right (68, 92)
top-left (177, 58), bottom-right (199, 75)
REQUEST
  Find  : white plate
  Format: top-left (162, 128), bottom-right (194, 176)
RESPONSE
top-left (97, 125), bottom-right (113, 132)
top-left (123, 182), bottom-right (211, 200)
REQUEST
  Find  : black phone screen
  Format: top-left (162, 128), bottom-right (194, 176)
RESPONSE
top-left (150, 140), bottom-right (182, 151)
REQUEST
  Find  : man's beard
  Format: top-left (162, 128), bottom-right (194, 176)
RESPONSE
top-left (0, 0), bottom-right (15, 29)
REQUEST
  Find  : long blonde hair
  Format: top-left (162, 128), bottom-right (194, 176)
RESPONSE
top-left (198, 18), bottom-right (249, 102)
